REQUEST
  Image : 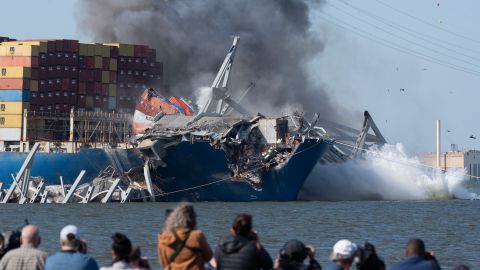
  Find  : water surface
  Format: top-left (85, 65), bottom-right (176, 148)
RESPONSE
top-left (0, 200), bottom-right (477, 269)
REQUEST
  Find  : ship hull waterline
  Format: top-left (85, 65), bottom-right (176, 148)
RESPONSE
top-left (0, 139), bottom-right (330, 201)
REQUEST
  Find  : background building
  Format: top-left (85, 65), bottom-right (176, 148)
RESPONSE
top-left (419, 146), bottom-right (480, 178)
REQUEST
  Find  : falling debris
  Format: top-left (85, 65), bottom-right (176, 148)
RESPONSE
top-left (400, 89), bottom-right (405, 92)
top-left (469, 135), bottom-right (476, 139)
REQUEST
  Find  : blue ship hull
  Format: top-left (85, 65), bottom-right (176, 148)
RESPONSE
top-left (0, 139), bottom-right (330, 201)
top-left (0, 149), bottom-right (143, 185)
top-left (153, 139), bottom-right (330, 201)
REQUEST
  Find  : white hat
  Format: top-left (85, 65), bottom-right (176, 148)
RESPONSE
top-left (332, 239), bottom-right (357, 260)
top-left (60, 225), bottom-right (80, 241)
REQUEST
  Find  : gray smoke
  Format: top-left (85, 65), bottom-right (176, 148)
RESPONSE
top-left (76, 0), bottom-right (339, 118)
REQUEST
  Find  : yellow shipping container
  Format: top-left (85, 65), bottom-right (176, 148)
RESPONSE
top-left (94, 56), bottom-right (102, 69)
top-left (0, 45), bottom-right (39, 57)
top-left (104, 43), bottom-right (134, 57)
top-left (0, 67), bottom-right (31, 78)
top-left (0, 114), bottom-right (23, 128)
top-left (109, 58), bottom-right (117, 71)
top-left (102, 46), bottom-right (110, 58)
top-left (0, 102), bottom-right (29, 114)
top-left (79, 43), bottom-right (95, 56)
top-left (30, 80), bottom-right (38, 91)
top-left (94, 43), bottom-right (104, 56)
top-left (108, 84), bottom-right (117, 96)
top-left (79, 43), bottom-right (88, 55)
top-left (1, 41), bottom-right (47, 53)
top-left (101, 71), bottom-right (110, 84)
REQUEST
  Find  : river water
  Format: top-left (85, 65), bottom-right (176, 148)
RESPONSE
top-left (0, 200), bottom-right (478, 269)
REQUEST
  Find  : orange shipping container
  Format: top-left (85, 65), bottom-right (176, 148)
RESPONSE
top-left (0, 56), bottom-right (38, 67)
top-left (0, 78), bottom-right (30, 89)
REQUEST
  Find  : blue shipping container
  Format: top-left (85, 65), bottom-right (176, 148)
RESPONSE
top-left (0, 90), bottom-right (30, 102)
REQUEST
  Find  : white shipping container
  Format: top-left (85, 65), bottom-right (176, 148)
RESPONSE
top-left (0, 128), bottom-right (22, 141)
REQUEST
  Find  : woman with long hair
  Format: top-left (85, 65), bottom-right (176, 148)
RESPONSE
top-left (158, 203), bottom-right (212, 270)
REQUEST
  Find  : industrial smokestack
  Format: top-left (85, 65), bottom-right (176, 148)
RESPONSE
top-left (436, 119), bottom-right (441, 169)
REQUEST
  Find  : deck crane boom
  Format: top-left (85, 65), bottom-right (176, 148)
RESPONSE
top-left (200, 36), bottom-right (248, 115)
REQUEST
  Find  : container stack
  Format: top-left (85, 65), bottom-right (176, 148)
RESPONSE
top-left (0, 39), bottom-right (163, 115)
top-left (104, 43), bottom-right (163, 113)
top-left (0, 41), bottom-right (38, 141)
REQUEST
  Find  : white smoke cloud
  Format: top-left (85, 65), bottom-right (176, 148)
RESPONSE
top-left (299, 143), bottom-right (480, 201)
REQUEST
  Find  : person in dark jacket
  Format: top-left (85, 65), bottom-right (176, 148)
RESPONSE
top-left (390, 238), bottom-right (441, 270)
top-left (274, 239), bottom-right (321, 270)
top-left (214, 214), bottom-right (273, 270)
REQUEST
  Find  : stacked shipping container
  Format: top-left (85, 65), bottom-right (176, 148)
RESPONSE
top-left (0, 37), bottom-right (163, 141)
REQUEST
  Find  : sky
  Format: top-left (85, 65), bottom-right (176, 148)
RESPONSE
top-left (2, 0), bottom-right (480, 154)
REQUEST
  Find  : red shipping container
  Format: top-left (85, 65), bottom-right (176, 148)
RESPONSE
top-left (61, 79), bottom-right (70, 91)
top-left (85, 57), bottom-right (94, 69)
top-left (110, 47), bottom-right (118, 58)
top-left (47, 41), bottom-right (55, 52)
top-left (94, 82), bottom-right (101, 95)
top-left (94, 70), bottom-right (101, 82)
top-left (109, 71), bottom-right (117, 83)
top-left (54, 40), bottom-right (63, 51)
top-left (39, 67), bottom-right (47, 78)
top-left (101, 84), bottom-right (109, 96)
top-left (78, 82), bottom-right (86, 94)
top-left (0, 78), bottom-right (30, 89)
top-left (86, 82), bottom-right (94, 95)
top-left (134, 45), bottom-right (141, 57)
top-left (77, 94), bottom-right (86, 107)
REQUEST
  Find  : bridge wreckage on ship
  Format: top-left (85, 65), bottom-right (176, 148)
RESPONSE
top-left (0, 36), bottom-right (386, 203)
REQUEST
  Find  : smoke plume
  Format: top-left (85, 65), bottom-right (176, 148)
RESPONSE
top-left (76, 0), bottom-right (339, 118)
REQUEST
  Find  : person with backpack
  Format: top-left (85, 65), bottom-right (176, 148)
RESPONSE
top-left (214, 213), bottom-right (273, 270)
top-left (158, 203), bottom-right (212, 270)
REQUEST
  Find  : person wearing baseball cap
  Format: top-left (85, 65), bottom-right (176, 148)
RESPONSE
top-left (325, 239), bottom-right (357, 270)
top-left (45, 225), bottom-right (99, 270)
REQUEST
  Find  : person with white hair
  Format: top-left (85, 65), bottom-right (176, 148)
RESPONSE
top-left (0, 224), bottom-right (47, 270)
top-left (324, 239), bottom-right (357, 270)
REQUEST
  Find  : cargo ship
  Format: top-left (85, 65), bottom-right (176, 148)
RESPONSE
top-left (0, 36), bottom-right (335, 201)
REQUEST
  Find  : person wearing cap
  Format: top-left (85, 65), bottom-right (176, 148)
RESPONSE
top-left (325, 239), bottom-right (357, 270)
top-left (274, 239), bottom-right (321, 270)
top-left (0, 225), bottom-right (47, 270)
top-left (44, 225), bottom-right (98, 270)
top-left (214, 213), bottom-right (272, 270)
top-left (390, 238), bottom-right (441, 270)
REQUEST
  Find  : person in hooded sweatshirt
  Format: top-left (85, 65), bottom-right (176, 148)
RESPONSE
top-left (274, 240), bottom-right (321, 270)
top-left (214, 213), bottom-right (273, 270)
top-left (158, 203), bottom-right (213, 270)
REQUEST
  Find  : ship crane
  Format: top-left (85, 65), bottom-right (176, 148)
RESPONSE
top-left (199, 36), bottom-right (249, 116)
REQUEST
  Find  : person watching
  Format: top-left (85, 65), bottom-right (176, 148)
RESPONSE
top-left (45, 225), bottom-right (98, 270)
top-left (390, 238), bottom-right (441, 270)
top-left (214, 213), bottom-right (273, 270)
top-left (325, 239), bottom-right (357, 270)
top-left (100, 233), bottom-right (135, 270)
top-left (0, 225), bottom-right (47, 270)
top-left (158, 203), bottom-right (212, 270)
top-left (274, 239), bottom-right (321, 270)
